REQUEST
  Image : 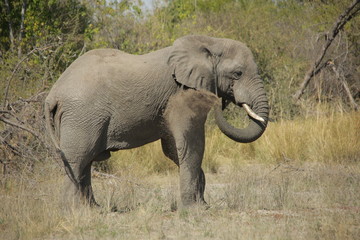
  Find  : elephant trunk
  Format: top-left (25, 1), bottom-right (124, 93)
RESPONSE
top-left (215, 78), bottom-right (269, 143)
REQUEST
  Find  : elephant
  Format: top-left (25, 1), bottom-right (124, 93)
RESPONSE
top-left (45, 35), bottom-right (269, 208)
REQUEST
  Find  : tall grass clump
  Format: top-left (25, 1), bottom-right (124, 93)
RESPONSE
top-left (205, 107), bottom-right (360, 168)
top-left (104, 141), bottom-right (177, 176)
top-left (258, 110), bottom-right (360, 163)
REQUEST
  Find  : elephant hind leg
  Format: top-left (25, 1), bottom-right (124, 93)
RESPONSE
top-left (58, 115), bottom-right (110, 207)
top-left (78, 162), bottom-right (97, 206)
top-left (197, 168), bottom-right (206, 204)
top-left (61, 152), bottom-right (97, 207)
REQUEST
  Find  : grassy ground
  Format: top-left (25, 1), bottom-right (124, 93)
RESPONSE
top-left (1, 112), bottom-right (359, 239)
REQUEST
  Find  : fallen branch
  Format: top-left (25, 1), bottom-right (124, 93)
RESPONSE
top-left (0, 91), bottom-right (53, 174)
top-left (0, 116), bottom-right (43, 143)
top-left (293, 0), bottom-right (360, 101)
top-left (0, 136), bottom-right (22, 156)
top-left (0, 110), bottom-right (25, 124)
top-left (92, 170), bottom-right (145, 188)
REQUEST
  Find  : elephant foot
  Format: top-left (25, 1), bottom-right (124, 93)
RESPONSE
top-left (178, 201), bottom-right (210, 213)
top-left (110, 205), bottom-right (133, 213)
top-left (85, 197), bottom-right (100, 207)
top-left (178, 195), bottom-right (209, 210)
top-left (102, 203), bottom-right (140, 213)
top-left (62, 193), bottom-right (98, 210)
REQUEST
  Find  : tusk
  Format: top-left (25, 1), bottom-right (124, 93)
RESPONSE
top-left (242, 104), bottom-right (265, 122)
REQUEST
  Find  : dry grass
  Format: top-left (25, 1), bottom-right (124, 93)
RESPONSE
top-left (1, 112), bottom-right (359, 239)
top-left (203, 110), bottom-right (360, 169)
top-left (1, 162), bottom-right (359, 239)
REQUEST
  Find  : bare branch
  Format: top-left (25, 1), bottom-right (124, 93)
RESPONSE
top-left (0, 116), bottom-right (43, 142)
top-left (293, 0), bottom-right (360, 101)
top-left (0, 110), bottom-right (24, 124)
top-left (329, 62), bottom-right (359, 111)
top-left (2, 45), bottom-right (55, 109)
top-left (0, 136), bottom-right (22, 156)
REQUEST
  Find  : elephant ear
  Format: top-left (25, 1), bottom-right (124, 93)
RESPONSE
top-left (168, 35), bottom-right (218, 91)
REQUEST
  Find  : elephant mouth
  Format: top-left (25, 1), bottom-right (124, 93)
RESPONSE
top-left (221, 98), bottom-right (264, 122)
top-left (215, 92), bottom-right (269, 143)
top-left (241, 103), bottom-right (265, 122)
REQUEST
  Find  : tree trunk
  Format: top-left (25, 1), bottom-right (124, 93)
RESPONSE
top-left (4, 0), bottom-right (15, 51)
top-left (18, 0), bottom-right (27, 57)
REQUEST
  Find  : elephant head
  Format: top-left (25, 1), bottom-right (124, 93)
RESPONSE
top-left (168, 35), bottom-right (269, 143)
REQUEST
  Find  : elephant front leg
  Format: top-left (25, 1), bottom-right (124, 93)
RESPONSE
top-left (163, 90), bottom-right (217, 207)
top-left (162, 136), bottom-right (207, 207)
top-left (174, 128), bottom-right (207, 207)
top-left (179, 162), bottom-right (206, 206)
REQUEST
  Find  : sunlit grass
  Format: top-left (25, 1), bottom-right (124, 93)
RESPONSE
top-left (219, 110), bottom-right (360, 166)
top-left (107, 111), bottom-right (360, 174)
top-left (258, 111), bottom-right (360, 163)
top-left (104, 141), bottom-right (177, 176)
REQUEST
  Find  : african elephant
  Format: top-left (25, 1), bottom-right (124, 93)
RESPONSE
top-left (45, 35), bottom-right (269, 208)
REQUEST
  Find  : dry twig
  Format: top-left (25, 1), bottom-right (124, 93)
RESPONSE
top-left (2, 45), bottom-right (55, 109)
top-left (328, 62), bottom-right (359, 111)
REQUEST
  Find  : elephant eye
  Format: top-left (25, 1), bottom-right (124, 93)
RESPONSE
top-left (232, 71), bottom-right (242, 80)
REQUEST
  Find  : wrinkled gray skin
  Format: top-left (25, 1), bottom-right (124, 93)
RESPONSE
top-left (45, 35), bottom-right (269, 208)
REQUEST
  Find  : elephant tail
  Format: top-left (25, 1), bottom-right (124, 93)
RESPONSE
top-left (44, 99), bottom-right (61, 150)
top-left (45, 98), bottom-right (80, 188)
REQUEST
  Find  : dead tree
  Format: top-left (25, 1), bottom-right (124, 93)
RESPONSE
top-left (293, 0), bottom-right (360, 103)
top-left (328, 61), bottom-right (359, 111)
